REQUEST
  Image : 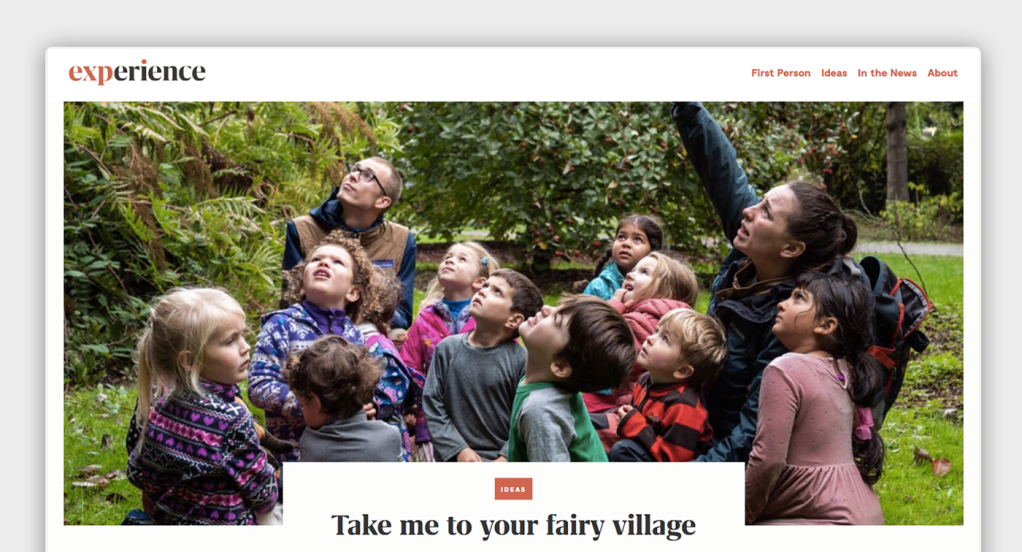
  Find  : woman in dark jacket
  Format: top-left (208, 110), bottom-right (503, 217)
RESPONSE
top-left (671, 102), bottom-right (863, 463)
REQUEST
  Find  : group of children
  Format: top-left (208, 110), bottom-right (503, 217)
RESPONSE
top-left (125, 130), bottom-right (889, 524)
top-left (123, 211), bottom-right (726, 522)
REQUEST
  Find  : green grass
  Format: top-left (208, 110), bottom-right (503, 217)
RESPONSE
top-left (849, 215), bottom-right (963, 245)
top-left (874, 405), bottom-right (965, 525)
top-left (858, 253), bottom-right (963, 306)
top-left (63, 383), bottom-right (140, 525)
top-left (64, 381), bottom-right (266, 525)
top-left (412, 227), bottom-right (490, 244)
top-left (866, 254), bottom-right (964, 525)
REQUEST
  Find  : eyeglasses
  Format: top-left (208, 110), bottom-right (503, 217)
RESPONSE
top-left (345, 163), bottom-right (388, 198)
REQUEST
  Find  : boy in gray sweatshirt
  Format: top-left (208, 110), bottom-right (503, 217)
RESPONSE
top-left (289, 335), bottom-right (402, 462)
top-left (423, 269), bottom-right (543, 462)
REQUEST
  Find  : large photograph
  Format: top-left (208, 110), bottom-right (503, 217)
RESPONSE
top-left (62, 101), bottom-right (964, 525)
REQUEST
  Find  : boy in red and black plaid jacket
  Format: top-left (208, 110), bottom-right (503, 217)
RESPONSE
top-left (609, 309), bottom-right (727, 462)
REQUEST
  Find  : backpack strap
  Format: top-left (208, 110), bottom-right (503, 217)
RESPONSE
top-left (843, 256), bottom-right (863, 283)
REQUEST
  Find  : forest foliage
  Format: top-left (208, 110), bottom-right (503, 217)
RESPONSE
top-left (63, 101), bottom-right (963, 385)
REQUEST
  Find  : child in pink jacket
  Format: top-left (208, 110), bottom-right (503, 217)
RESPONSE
top-left (586, 252), bottom-right (701, 451)
top-left (400, 241), bottom-right (499, 461)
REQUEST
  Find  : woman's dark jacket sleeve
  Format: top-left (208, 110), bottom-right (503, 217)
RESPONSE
top-left (671, 101), bottom-right (787, 463)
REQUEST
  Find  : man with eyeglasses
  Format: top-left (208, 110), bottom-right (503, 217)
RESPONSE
top-left (283, 157), bottom-right (417, 330)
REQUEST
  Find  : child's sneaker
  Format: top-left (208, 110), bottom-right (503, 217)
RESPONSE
top-left (121, 509), bottom-right (154, 525)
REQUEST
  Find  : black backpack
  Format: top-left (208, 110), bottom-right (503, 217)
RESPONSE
top-left (852, 256), bottom-right (934, 428)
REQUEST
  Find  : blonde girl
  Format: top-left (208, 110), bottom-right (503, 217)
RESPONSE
top-left (126, 288), bottom-right (278, 525)
top-left (248, 230), bottom-right (375, 462)
top-left (400, 241), bottom-right (499, 461)
top-left (584, 251), bottom-right (700, 414)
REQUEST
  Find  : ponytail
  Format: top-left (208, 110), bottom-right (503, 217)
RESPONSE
top-left (787, 181), bottom-right (858, 273)
top-left (422, 241), bottom-right (499, 309)
top-left (132, 287), bottom-right (246, 443)
top-left (794, 272), bottom-right (885, 485)
top-left (134, 325), bottom-right (156, 439)
top-left (847, 350), bottom-right (886, 486)
top-left (841, 213), bottom-right (859, 259)
top-left (593, 248), bottom-right (614, 276)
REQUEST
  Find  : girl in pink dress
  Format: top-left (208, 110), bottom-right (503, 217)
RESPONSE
top-left (746, 272), bottom-right (885, 525)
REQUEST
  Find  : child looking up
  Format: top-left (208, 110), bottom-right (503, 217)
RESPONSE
top-left (584, 251), bottom-right (700, 414)
top-left (287, 335), bottom-right (402, 462)
top-left (249, 231), bottom-right (374, 462)
top-left (356, 268), bottom-right (425, 462)
top-left (506, 295), bottom-right (636, 462)
top-left (673, 102), bottom-right (861, 463)
top-left (575, 215), bottom-right (663, 300)
top-left (401, 241), bottom-right (499, 461)
top-left (423, 269), bottom-right (543, 462)
top-left (127, 288), bottom-right (278, 525)
top-left (283, 157), bottom-right (416, 330)
top-left (746, 272), bottom-right (885, 525)
top-left (610, 309), bottom-right (726, 462)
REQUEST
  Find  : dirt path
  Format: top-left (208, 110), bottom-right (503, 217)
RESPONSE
top-left (854, 242), bottom-right (963, 257)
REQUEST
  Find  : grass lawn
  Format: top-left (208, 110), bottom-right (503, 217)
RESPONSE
top-left (63, 253), bottom-right (964, 525)
top-left (874, 405), bottom-right (965, 525)
top-left (63, 383), bottom-right (138, 525)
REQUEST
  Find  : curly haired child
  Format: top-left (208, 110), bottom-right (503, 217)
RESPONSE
top-left (248, 230), bottom-right (373, 462)
top-left (356, 268), bottom-right (425, 462)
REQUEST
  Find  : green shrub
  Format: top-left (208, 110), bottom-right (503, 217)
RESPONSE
top-left (880, 193), bottom-right (963, 242)
top-left (63, 102), bottom-right (401, 386)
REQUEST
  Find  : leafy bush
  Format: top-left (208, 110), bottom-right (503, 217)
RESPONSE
top-left (881, 193), bottom-right (963, 242)
top-left (387, 102), bottom-right (958, 268)
top-left (63, 102), bottom-right (400, 385)
top-left (388, 102), bottom-right (719, 269)
top-left (907, 102), bottom-right (964, 200)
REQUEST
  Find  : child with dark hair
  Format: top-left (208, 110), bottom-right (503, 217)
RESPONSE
top-left (287, 335), bottom-right (402, 462)
top-left (672, 101), bottom-right (863, 463)
top-left (356, 268), bottom-right (425, 462)
top-left (505, 295), bottom-right (636, 462)
top-left (423, 269), bottom-right (543, 462)
top-left (574, 214), bottom-right (663, 300)
top-left (746, 272), bottom-right (885, 525)
top-left (610, 308), bottom-right (726, 462)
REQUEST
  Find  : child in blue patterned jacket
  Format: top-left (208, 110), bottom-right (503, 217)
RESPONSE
top-left (248, 231), bottom-right (375, 462)
top-left (356, 268), bottom-right (425, 461)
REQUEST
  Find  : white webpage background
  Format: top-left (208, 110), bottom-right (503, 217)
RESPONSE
top-left (7, 3), bottom-right (1006, 549)
top-left (45, 46), bottom-right (978, 551)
